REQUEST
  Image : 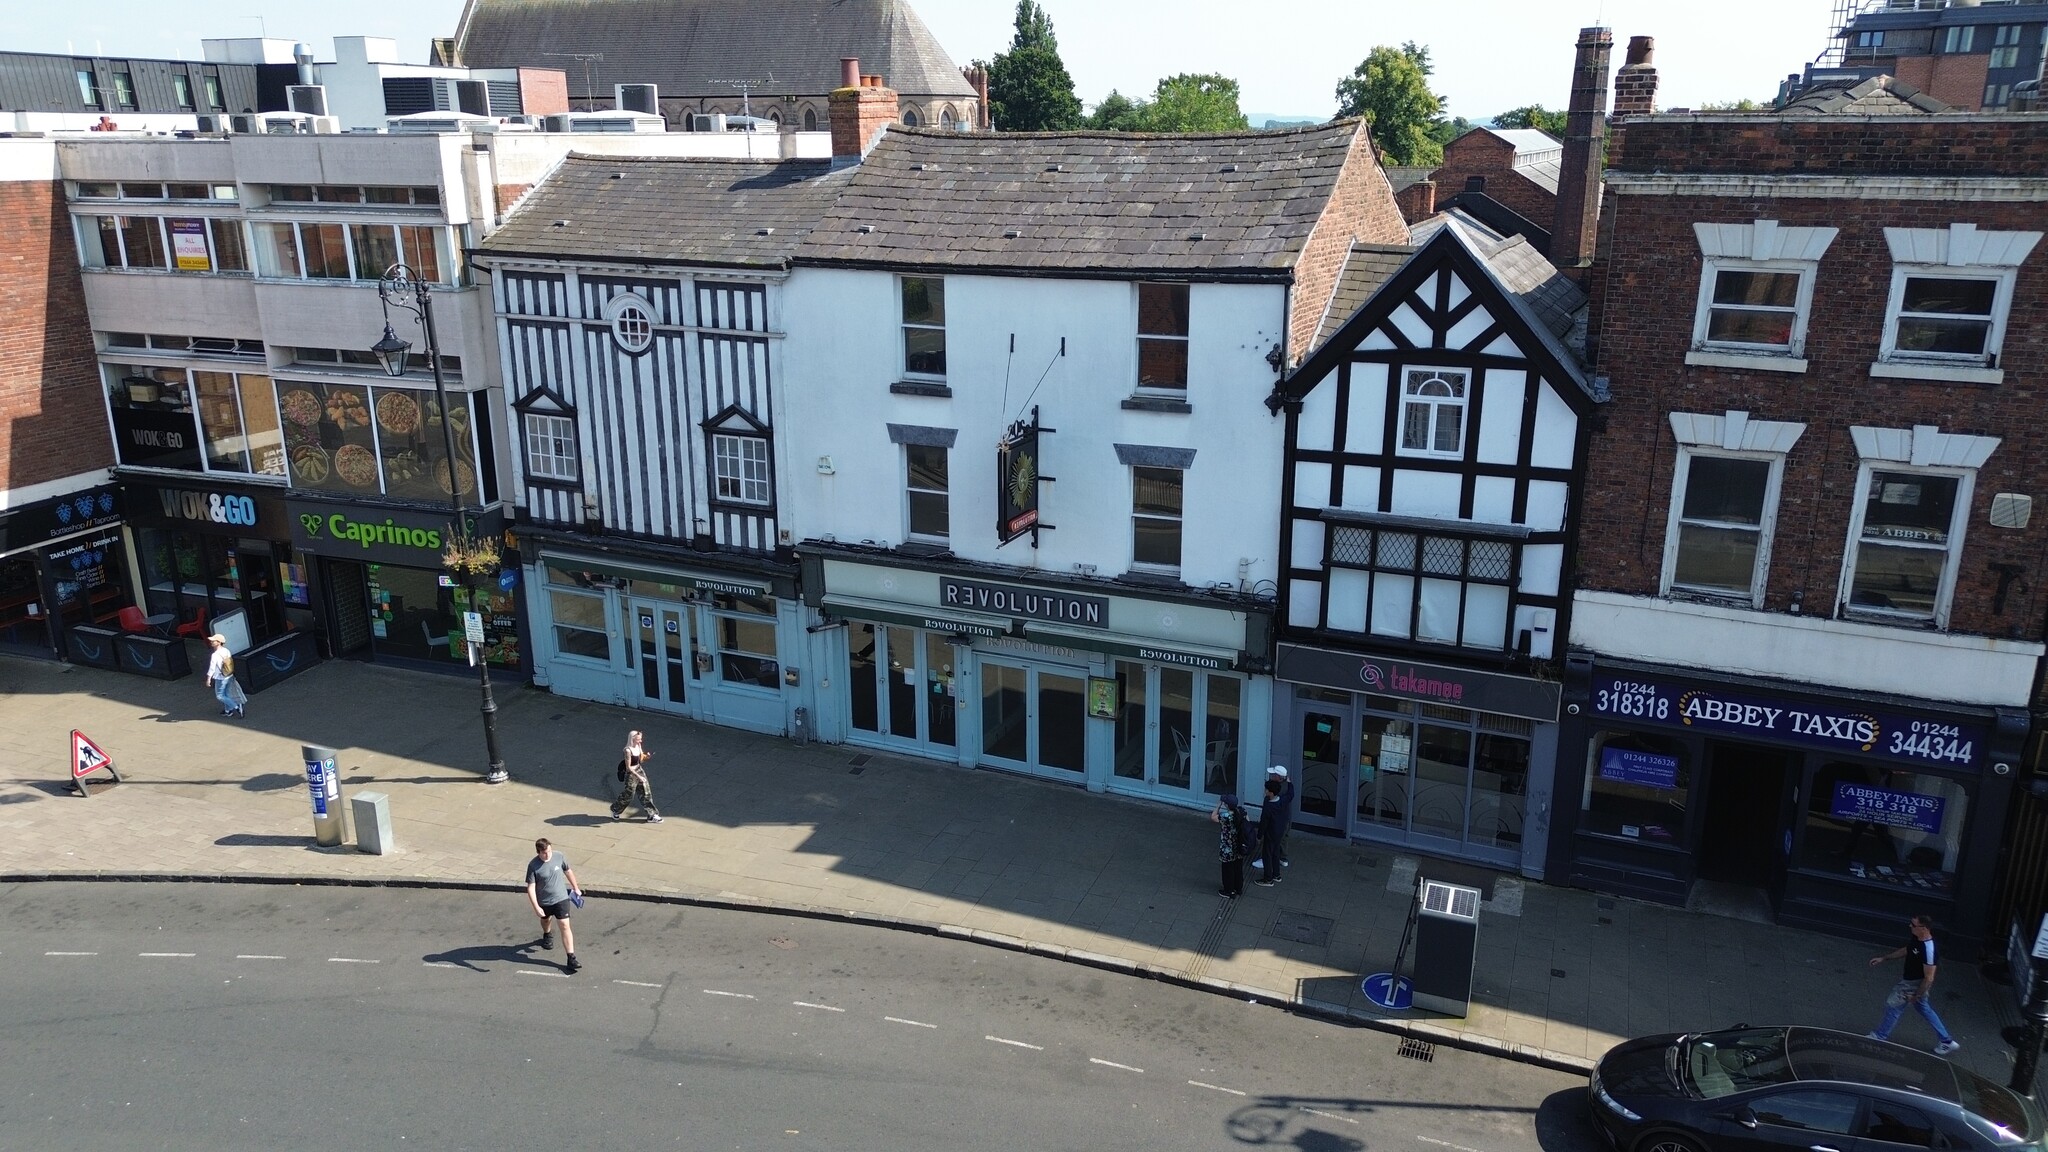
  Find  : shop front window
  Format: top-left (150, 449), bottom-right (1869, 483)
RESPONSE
top-left (1357, 707), bottom-right (1414, 830)
top-left (1583, 730), bottom-right (1691, 845)
top-left (1114, 659), bottom-right (1148, 779)
top-left (138, 529), bottom-right (284, 643)
top-left (548, 586), bottom-right (610, 661)
top-left (710, 592), bottom-right (779, 688)
top-left (275, 380), bottom-right (481, 501)
top-left (1204, 674), bottom-right (1240, 795)
top-left (1413, 712), bottom-right (1475, 840)
top-left (107, 365), bottom-right (283, 477)
top-left (48, 534), bottom-right (130, 629)
top-left (1801, 761), bottom-right (1967, 894)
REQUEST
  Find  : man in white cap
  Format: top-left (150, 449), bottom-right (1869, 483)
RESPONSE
top-left (1266, 765), bottom-right (1295, 869)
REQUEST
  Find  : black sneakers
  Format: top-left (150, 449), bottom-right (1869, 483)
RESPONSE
top-left (540, 930), bottom-right (554, 951)
top-left (565, 954), bottom-right (581, 974)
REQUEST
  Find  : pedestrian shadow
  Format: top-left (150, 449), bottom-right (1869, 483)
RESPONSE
top-left (215, 833), bottom-right (319, 847)
top-left (242, 773), bottom-right (300, 792)
top-left (546, 813), bottom-right (616, 827)
top-left (421, 942), bottom-right (559, 972)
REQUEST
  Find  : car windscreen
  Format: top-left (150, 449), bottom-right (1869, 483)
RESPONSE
top-left (1786, 1028), bottom-right (1956, 1100)
top-left (1684, 1028), bottom-right (1794, 1099)
top-left (1955, 1066), bottom-right (2041, 1144)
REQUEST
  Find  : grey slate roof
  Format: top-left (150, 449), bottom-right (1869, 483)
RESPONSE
top-left (1411, 210), bottom-right (1584, 341)
top-left (477, 154), bottom-right (851, 268)
top-left (797, 121), bottom-right (1370, 278)
top-left (1777, 75), bottom-right (1952, 115)
top-left (1316, 243), bottom-right (1413, 346)
top-left (1382, 165), bottom-right (1435, 194)
top-left (452, 0), bottom-right (976, 99)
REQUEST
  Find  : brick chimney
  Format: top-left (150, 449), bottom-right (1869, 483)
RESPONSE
top-left (829, 59), bottom-right (899, 161)
top-left (1612, 36), bottom-right (1658, 118)
top-left (961, 64), bottom-right (990, 131)
top-left (1553, 26), bottom-right (1612, 272)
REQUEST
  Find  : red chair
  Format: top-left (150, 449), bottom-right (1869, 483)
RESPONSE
top-left (116, 606), bottom-right (149, 633)
top-left (173, 607), bottom-right (208, 639)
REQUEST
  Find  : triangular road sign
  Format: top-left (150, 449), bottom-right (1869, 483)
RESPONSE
top-left (72, 729), bottom-right (113, 780)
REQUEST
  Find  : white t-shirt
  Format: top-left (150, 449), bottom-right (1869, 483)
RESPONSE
top-left (206, 647), bottom-right (230, 683)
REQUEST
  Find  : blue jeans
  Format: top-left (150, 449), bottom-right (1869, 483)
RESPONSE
top-left (213, 678), bottom-right (237, 712)
top-left (1875, 980), bottom-right (1952, 1043)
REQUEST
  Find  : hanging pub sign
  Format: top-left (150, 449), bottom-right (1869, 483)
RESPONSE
top-left (996, 406), bottom-right (1052, 548)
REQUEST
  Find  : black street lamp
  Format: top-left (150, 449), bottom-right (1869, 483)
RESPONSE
top-left (375, 263), bottom-right (509, 785)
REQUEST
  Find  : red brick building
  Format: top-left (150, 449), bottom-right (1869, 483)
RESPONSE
top-left (0, 138), bottom-right (123, 659)
top-left (1552, 106), bottom-right (2048, 948)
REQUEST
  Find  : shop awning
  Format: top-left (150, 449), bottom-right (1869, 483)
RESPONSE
top-left (1020, 622), bottom-right (1241, 671)
top-left (539, 551), bottom-right (771, 597)
top-left (820, 595), bottom-right (1013, 638)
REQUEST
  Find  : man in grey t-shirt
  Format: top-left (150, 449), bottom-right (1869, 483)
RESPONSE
top-left (525, 837), bottom-right (583, 974)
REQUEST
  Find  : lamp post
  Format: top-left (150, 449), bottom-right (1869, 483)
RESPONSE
top-left (374, 263), bottom-right (509, 785)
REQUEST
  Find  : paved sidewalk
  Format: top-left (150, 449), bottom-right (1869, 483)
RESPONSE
top-left (0, 652), bottom-right (2024, 1078)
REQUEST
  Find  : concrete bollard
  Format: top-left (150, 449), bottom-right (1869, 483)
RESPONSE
top-left (351, 790), bottom-right (394, 855)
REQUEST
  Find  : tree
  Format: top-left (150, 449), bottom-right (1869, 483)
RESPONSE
top-left (1428, 115), bottom-right (1476, 152)
top-left (980, 1), bottom-right (1082, 131)
top-left (1493, 104), bottom-right (1567, 136)
top-left (1698, 98), bottom-right (1763, 111)
top-left (1138, 73), bottom-right (1250, 133)
top-left (1333, 42), bottom-right (1448, 166)
top-left (1087, 89), bottom-right (1146, 132)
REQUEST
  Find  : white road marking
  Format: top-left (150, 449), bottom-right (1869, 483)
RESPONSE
top-left (236, 955), bottom-right (286, 961)
top-left (985, 1035), bottom-right (1043, 1051)
top-left (792, 1001), bottom-right (845, 1012)
top-left (326, 957), bottom-right (379, 964)
top-left (138, 953), bottom-right (196, 958)
top-left (1188, 1081), bottom-right (1246, 1096)
top-left (1302, 1107), bottom-right (1359, 1126)
top-left (423, 961), bottom-right (462, 969)
top-left (884, 1016), bottom-right (937, 1029)
top-left (703, 989), bottom-right (755, 999)
top-left (1089, 1058), bottom-right (1144, 1073)
top-left (614, 979), bottom-right (663, 989)
top-left (1418, 1137), bottom-right (1491, 1152)
top-left (518, 969), bottom-right (569, 979)
top-left (45, 951), bottom-right (97, 956)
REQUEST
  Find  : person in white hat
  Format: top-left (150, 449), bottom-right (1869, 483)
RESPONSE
top-left (1266, 765), bottom-right (1294, 869)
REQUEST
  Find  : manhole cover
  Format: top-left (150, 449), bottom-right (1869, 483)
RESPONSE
top-left (1266, 910), bottom-right (1334, 948)
top-left (1397, 1037), bottom-right (1435, 1062)
top-left (769, 936), bottom-right (796, 950)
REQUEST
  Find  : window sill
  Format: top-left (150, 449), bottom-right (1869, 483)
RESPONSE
top-left (1683, 349), bottom-right (1808, 374)
top-left (1115, 569), bottom-right (1185, 590)
top-left (1120, 395), bottom-right (1192, 414)
top-left (889, 380), bottom-right (952, 398)
top-left (1662, 588), bottom-right (1763, 611)
top-left (894, 540), bottom-right (952, 558)
top-left (1868, 360), bottom-right (2003, 385)
top-left (1837, 607), bottom-right (1945, 632)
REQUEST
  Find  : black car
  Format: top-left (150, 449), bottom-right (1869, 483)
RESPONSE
top-left (1590, 1025), bottom-right (2045, 1152)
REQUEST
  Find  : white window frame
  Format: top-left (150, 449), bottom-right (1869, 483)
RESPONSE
top-left (607, 294), bottom-right (655, 354)
top-left (900, 276), bottom-right (946, 380)
top-left (1878, 265), bottom-right (2014, 368)
top-left (523, 411), bottom-right (578, 483)
top-left (1135, 281), bottom-right (1191, 394)
top-left (1130, 465), bottom-right (1184, 574)
top-left (1839, 463), bottom-right (1974, 629)
top-left (1395, 366), bottom-right (1470, 460)
top-left (1659, 447), bottom-right (1786, 607)
top-left (1691, 258), bottom-right (1818, 358)
top-left (712, 432), bottom-right (772, 507)
top-left (904, 443), bottom-right (949, 543)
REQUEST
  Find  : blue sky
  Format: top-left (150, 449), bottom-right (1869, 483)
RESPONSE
top-left (12, 0), bottom-right (1842, 120)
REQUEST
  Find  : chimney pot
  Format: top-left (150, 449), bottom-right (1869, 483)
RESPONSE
top-left (840, 58), bottom-right (860, 89)
top-left (1625, 36), bottom-right (1654, 67)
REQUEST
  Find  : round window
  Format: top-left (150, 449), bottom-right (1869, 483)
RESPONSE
top-left (610, 298), bottom-right (653, 353)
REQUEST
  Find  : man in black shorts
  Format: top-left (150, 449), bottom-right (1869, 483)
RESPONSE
top-left (525, 837), bottom-right (583, 974)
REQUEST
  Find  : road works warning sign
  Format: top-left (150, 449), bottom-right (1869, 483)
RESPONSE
top-left (71, 729), bottom-right (118, 789)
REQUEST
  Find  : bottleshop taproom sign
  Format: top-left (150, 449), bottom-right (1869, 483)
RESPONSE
top-left (1590, 674), bottom-right (1985, 769)
top-left (0, 485), bottom-right (121, 556)
top-left (289, 501), bottom-right (500, 568)
top-left (940, 577), bottom-right (1107, 627)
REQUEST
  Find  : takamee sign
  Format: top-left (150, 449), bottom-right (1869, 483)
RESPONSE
top-left (1590, 673), bottom-right (1986, 769)
top-left (1275, 643), bottom-right (1562, 721)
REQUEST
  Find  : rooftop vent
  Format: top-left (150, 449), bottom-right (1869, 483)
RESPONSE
top-left (553, 219), bottom-right (571, 228)
top-left (1221, 163), bottom-right (1239, 172)
top-left (1188, 231), bottom-right (1207, 241)
top-left (911, 162), bottom-right (928, 171)
top-left (856, 224), bottom-right (875, 234)
top-left (756, 227), bottom-right (774, 236)
top-left (1002, 228), bottom-right (1021, 239)
top-left (611, 172), bottom-right (626, 180)
top-left (1046, 163), bottom-right (1063, 172)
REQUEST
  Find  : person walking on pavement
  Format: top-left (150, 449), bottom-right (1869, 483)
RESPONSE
top-left (525, 837), bottom-right (583, 974)
top-left (1211, 792), bottom-right (1249, 898)
top-left (611, 729), bottom-right (662, 823)
top-left (1868, 913), bottom-right (1960, 1055)
top-left (1266, 764), bottom-right (1295, 869)
top-left (203, 634), bottom-right (247, 718)
top-left (1254, 777), bottom-right (1286, 886)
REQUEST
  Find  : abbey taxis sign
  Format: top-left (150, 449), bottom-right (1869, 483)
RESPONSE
top-left (288, 500), bottom-right (502, 568)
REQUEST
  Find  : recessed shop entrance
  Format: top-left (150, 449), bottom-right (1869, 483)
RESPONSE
top-left (1698, 740), bottom-right (1796, 890)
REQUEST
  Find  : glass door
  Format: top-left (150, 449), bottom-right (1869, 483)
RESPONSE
top-left (847, 624), bottom-right (958, 756)
top-left (978, 657), bottom-right (1085, 777)
top-left (1111, 660), bottom-right (1243, 803)
top-left (1295, 707), bottom-right (1349, 833)
top-left (631, 599), bottom-right (693, 711)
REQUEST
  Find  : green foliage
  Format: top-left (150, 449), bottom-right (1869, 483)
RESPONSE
top-left (1333, 42), bottom-right (1448, 167)
top-left (1698, 98), bottom-right (1763, 111)
top-left (1493, 104), bottom-right (1567, 136)
top-left (982, 1), bottom-right (1082, 131)
top-left (1085, 74), bottom-right (1250, 133)
top-left (1428, 116), bottom-right (1475, 151)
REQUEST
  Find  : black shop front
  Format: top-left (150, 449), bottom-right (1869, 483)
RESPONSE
top-left (0, 483), bottom-right (127, 659)
top-left (1552, 656), bottom-right (2027, 948)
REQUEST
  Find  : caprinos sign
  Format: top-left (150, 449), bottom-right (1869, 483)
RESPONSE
top-left (288, 500), bottom-right (500, 567)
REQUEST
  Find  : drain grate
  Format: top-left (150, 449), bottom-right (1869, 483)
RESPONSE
top-left (1266, 910), bottom-right (1334, 948)
top-left (1397, 1037), bottom-right (1436, 1062)
top-left (849, 753), bottom-right (870, 775)
top-left (1551, 968), bottom-right (1567, 978)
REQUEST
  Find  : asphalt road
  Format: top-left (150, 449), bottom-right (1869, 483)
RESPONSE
top-left (0, 881), bottom-right (1603, 1152)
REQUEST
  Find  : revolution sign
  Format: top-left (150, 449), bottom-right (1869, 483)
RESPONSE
top-left (1590, 673), bottom-right (1985, 769)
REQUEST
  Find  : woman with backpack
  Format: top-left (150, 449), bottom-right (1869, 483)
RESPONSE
top-left (1210, 792), bottom-right (1250, 898)
top-left (204, 633), bottom-right (247, 718)
top-left (611, 729), bottom-right (662, 823)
